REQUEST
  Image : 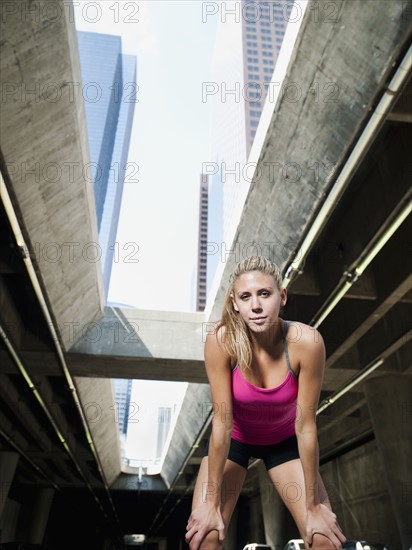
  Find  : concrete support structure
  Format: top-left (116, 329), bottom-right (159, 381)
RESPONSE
top-left (27, 488), bottom-right (55, 544)
top-left (223, 503), bottom-right (239, 550)
top-left (0, 452), bottom-right (20, 542)
top-left (0, 0), bottom-right (105, 351)
top-left (364, 374), bottom-right (412, 549)
top-left (0, 452), bottom-right (19, 517)
top-left (75, 377), bottom-right (122, 487)
top-left (258, 461), bottom-right (286, 549)
top-left (0, 499), bottom-right (20, 543)
top-left (249, 492), bottom-right (265, 542)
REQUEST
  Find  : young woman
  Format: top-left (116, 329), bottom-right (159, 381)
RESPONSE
top-left (185, 256), bottom-right (346, 550)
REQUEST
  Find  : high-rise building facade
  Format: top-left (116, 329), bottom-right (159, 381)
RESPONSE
top-left (196, 175), bottom-right (209, 311)
top-left (206, 170), bottom-right (224, 297)
top-left (206, 0), bottom-right (295, 294)
top-left (113, 378), bottom-right (133, 436)
top-left (77, 32), bottom-right (137, 299)
top-left (99, 55), bottom-right (137, 296)
top-left (156, 407), bottom-right (172, 459)
top-left (77, 32), bottom-right (122, 232)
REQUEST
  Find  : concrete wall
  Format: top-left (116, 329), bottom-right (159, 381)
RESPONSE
top-left (320, 439), bottom-right (401, 547)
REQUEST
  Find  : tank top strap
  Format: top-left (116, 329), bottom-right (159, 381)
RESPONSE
top-left (283, 320), bottom-right (297, 378)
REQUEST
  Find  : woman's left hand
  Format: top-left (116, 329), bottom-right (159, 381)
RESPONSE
top-left (185, 501), bottom-right (225, 549)
top-left (306, 503), bottom-right (346, 549)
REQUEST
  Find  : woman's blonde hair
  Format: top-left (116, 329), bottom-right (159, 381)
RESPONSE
top-left (219, 256), bottom-right (283, 373)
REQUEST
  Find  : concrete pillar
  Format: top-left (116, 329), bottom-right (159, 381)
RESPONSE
top-left (257, 461), bottom-right (286, 550)
top-left (27, 488), bottom-right (55, 544)
top-left (0, 499), bottom-right (21, 542)
top-left (249, 493), bottom-right (264, 541)
top-left (224, 501), bottom-right (239, 550)
top-left (0, 451), bottom-right (19, 517)
top-left (364, 374), bottom-right (412, 549)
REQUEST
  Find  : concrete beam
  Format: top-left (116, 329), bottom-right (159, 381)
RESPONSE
top-left (69, 307), bottom-right (206, 361)
top-left (74, 377), bottom-right (121, 487)
top-left (0, 0), bottom-right (105, 352)
top-left (207, 0), bottom-right (411, 324)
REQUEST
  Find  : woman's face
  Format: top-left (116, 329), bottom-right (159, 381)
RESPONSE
top-left (232, 270), bottom-right (287, 333)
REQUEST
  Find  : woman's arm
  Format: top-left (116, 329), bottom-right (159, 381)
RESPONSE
top-left (185, 324), bottom-right (233, 547)
top-left (294, 323), bottom-right (346, 548)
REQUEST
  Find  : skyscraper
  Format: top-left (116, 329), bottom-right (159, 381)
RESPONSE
top-left (113, 378), bottom-right (133, 436)
top-left (206, 0), bottom-right (295, 293)
top-left (196, 175), bottom-right (209, 311)
top-left (156, 407), bottom-right (172, 459)
top-left (77, 32), bottom-right (122, 232)
top-left (206, 170), bottom-right (224, 297)
top-left (99, 55), bottom-right (137, 296)
top-left (77, 32), bottom-right (137, 299)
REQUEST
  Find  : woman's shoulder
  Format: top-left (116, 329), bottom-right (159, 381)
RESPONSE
top-left (204, 321), bottom-right (229, 351)
top-left (204, 321), bottom-right (234, 368)
top-left (284, 319), bottom-right (324, 350)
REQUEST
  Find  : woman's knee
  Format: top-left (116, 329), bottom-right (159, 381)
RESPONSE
top-left (196, 530), bottom-right (222, 550)
top-left (310, 533), bottom-right (337, 549)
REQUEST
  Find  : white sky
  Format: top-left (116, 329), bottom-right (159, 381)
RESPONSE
top-left (125, 380), bottom-right (188, 467)
top-left (74, 1), bottom-right (219, 312)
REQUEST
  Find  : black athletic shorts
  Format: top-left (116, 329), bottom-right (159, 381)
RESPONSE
top-left (203, 434), bottom-right (300, 471)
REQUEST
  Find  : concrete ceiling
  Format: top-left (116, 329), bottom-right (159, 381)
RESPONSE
top-left (0, 0), bottom-right (411, 546)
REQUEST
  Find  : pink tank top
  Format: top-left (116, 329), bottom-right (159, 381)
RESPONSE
top-left (231, 320), bottom-right (298, 445)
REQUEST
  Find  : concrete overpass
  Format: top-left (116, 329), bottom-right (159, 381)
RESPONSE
top-left (0, 0), bottom-right (411, 548)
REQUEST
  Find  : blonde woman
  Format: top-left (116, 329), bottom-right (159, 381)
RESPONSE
top-left (185, 257), bottom-right (346, 549)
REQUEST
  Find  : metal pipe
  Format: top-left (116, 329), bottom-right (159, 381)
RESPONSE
top-left (316, 358), bottom-right (384, 414)
top-left (310, 194), bottom-right (411, 328)
top-left (0, 423), bottom-right (59, 490)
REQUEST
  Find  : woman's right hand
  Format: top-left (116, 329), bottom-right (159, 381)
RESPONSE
top-left (185, 502), bottom-right (225, 549)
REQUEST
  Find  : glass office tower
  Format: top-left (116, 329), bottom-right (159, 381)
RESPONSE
top-left (77, 32), bottom-right (137, 299)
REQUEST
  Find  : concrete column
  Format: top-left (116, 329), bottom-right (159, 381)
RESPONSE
top-left (257, 461), bottom-right (286, 550)
top-left (0, 452), bottom-right (19, 517)
top-left (364, 374), bottom-right (412, 549)
top-left (249, 493), bottom-right (264, 541)
top-left (0, 499), bottom-right (21, 542)
top-left (224, 501), bottom-right (239, 550)
top-left (27, 488), bottom-right (55, 544)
